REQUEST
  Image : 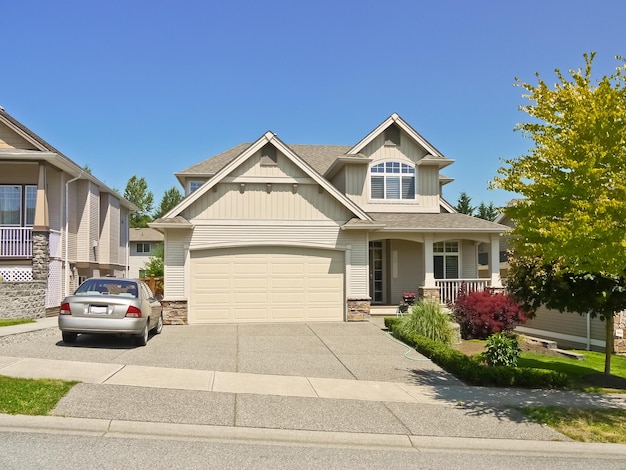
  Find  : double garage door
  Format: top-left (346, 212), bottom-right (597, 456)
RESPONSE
top-left (189, 246), bottom-right (345, 323)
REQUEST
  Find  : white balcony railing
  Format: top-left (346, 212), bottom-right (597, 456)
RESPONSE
top-left (436, 279), bottom-right (491, 305)
top-left (0, 227), bottom-right (33, 258)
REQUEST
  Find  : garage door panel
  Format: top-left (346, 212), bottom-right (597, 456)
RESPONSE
top-left (190, 247), bottom-right (344, 323)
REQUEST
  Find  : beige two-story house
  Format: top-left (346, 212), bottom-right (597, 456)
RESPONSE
top-left (0, 108), bottom-right (136, 316)
top-left (151, 114), bottom-right (508, 324)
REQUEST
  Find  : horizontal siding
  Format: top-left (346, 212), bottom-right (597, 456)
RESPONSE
top-left (164, 229), bottom-right (193, 298)
top-left (184, 183), bottom-right (353, 221)
top-left (522, 306), bottom-right (606, 344)
top-left (0, 122), bottom-right (36, 149)
top-left (0, 162), bottom-right (38, 184)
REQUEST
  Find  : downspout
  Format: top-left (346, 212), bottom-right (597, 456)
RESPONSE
top-left (125, 211), bottom-right (130, 277)
top-left (64, 172), bottom-right (83, 296)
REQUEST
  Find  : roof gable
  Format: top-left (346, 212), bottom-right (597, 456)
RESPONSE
top-left (164, 132), bottom-right (371, 221)
top-left (348, 113), bottom-right (454, 168)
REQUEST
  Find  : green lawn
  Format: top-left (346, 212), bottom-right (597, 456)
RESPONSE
top-left (0, 376), bottom-right (77, 415)
top-left (520, 406), bottom-right (626, 443)
top-left (518, 350), bottom-right (626, 391)
top-left (0, 319), bottom-right (34, 328)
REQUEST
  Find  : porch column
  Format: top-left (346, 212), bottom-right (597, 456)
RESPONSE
top-left (490, 233), bottom-right (503, 288)
top-left (423, 233), bottom-right (436, 288)
top-left (33, 163), bottom-right (49, 231)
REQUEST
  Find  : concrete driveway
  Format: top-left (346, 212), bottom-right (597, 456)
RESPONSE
top-left (0, 319), bottom-right (458, 386)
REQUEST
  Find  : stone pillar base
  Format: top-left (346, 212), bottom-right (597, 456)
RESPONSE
top-left (162, 300), bottom-right (188, 325)
top-left (418, 287), bottom-right (440, 304)
top-left (347, 297), bottom-right (370, 322)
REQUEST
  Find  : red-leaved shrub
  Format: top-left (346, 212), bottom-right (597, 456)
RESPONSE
top-left (451, 286), bottom-right (530, 339)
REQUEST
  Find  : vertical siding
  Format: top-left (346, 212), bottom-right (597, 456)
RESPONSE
top-left (89, 183), bottom-right (100, 262)
top-left (230, 149), bottom-right (309, 178)
top-left (183, 184), bottom-right (353, 222)
top-left (99, 195), bottom-right (110, 265)
top-left (331, 167), bottom-right (346, 193)
top-left (344, 164), bottom-right (367, 207)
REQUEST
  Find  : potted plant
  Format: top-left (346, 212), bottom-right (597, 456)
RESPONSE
top-left (402, 291), bottom-right (416, 305)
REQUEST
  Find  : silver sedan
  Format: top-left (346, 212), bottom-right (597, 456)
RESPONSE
top-left (58, 278), bottom-right (163, 346)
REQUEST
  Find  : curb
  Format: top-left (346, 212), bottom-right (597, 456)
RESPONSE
top-left (2, 414), bottom-right (626, 456)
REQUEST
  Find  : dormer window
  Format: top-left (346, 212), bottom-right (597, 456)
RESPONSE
top-left (189, 181), bottom-right (203, 194)
top-left (384, 125), bottom-right (401, 146)
top-left (370, 162), bottom-right (415, 200)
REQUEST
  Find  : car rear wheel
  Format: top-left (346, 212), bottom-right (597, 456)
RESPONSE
top-left (62, 332), bottom-right (77, 344)
top-left (135, 323), bottom-right (148, 346)
top-left (152, 312), bottom-right (163, 335)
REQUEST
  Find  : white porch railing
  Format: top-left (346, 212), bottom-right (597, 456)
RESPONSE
top-left (0, 227), bottom-right (32, 258)
top-left (436, 279), bottom-right (491, 305)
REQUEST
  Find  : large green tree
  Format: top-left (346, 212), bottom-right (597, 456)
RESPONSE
top-left (124, 176), bottom-right (154, 228)
top-left (492, 53), bottom-right (626, 374)
top-left (153, 186), bottom-right (183, 220)
top-left (476, 201), bottom-right (498, 221)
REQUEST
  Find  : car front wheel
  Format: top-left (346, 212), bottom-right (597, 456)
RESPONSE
top-left (62, 332), bottom-right (77, 344)
top-left (135, 323), bottom-right (148, 346)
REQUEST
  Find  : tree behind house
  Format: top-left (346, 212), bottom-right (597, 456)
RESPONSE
top-left (124, 176), bottom-right (154, 228)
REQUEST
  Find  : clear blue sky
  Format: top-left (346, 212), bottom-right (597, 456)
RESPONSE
top-left (3, 0), bottom-right (625, 209)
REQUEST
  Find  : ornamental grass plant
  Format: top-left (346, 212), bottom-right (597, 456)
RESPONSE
top-left (397, 299), bottom-right (454, 346)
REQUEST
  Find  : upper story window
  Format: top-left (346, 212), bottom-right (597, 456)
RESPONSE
top-left (137, 242), bottom-right (151, 253)
top-left (0, 185), bottom-right (37, 226)
top-left (370, 162), bottom-right (415, 200)
top-left (189, 181), bottom-right (203, 194)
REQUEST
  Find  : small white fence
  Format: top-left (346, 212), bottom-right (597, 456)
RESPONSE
top-left (436, 279), bottom-right (491, 305)
top-left (0, 227), bottom-right (32, 258)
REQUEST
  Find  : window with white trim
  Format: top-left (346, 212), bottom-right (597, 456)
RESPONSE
top-left (137, 242), bottom-right (151, 253)
top-left (189, 181), bottom-right (203, 194)
top-left (433, 241), bottom-right (459, 279)
top-left (0, 185), bottom-right (37, 226)
top-left (370, 162), bottom-right (415, 200)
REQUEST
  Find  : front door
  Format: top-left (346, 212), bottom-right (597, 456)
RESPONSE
top-left (369, 241), bottom-right (385, 304)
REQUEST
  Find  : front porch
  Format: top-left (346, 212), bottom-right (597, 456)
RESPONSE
top-left (367, 235), bottom-right (501, 312)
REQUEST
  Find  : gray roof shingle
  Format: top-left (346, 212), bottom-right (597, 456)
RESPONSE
top-left (366, 213), bottom-right (509, 231)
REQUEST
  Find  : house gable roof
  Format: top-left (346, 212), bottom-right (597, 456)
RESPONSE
top-left (0, 107), bottom-right (137, 211)
top-left (348, 113), bottom-right (454, 169)
top-left (358, 212), bottom-right (509, 232)
top-left (163, 132), bottom-right (372, 221)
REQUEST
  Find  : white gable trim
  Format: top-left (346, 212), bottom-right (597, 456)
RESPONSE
top-left (348, 113), bottom-right (454, 168)
top-left (163, 131), bottom-right (372, 221)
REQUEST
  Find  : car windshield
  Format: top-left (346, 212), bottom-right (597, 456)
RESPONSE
top-left (75, 280), bottom-right (139, 298)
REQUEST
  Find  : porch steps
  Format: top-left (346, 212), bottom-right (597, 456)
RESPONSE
top-left (523, 335), bottom-right (585, 361)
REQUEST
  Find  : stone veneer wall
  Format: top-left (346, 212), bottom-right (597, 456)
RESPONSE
top-left (418, 287), bottom-right (440, 304)
top-left (31, 232), bottom-right (50, 281)
top-left (0, 281), bottom-right (46, 319)
top-left (162, 300), bottom-right (188, 325)
top-left (347, 297), bottom-right (370, 322)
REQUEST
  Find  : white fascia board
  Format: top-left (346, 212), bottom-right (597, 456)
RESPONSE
top-left (440, 198), bottom-right (457, 213)
top-left (324, 155), bottom-right (372, 179)
top-left (347, 115), bottom-right (396, 155)
top-left (271, 137), bottom-right (372, 221)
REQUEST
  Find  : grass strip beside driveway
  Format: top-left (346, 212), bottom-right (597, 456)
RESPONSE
top-left (521, 406), bottom-right (626, 443)
top-left (0, 319), bottom-right (34, 328)
top-left (0, 375), bottom-right (77, 415)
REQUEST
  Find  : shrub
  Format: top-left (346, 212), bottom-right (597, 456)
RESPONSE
top-left (451, 287), bottom-right (531, 339)
top-left (383, 317), bottom-right (568, 389)
top-left (482, 333), bottom-right (521, 367)
top-left (396, 300), bottom-right (454, 345)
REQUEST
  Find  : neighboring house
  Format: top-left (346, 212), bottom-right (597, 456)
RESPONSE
top-left (151, 114), bottom-right (508, 324)
top-left (0, 107), bottom-right (136, 317)
top-left (129, 227), bottom-right (164, 278)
